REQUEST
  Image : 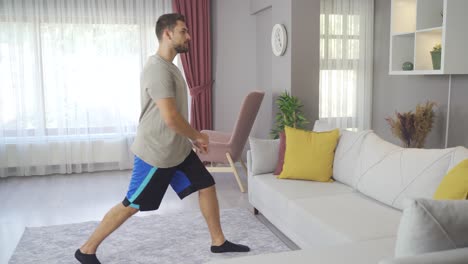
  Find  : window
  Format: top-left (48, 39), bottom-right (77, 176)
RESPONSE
top-left (0, 0), bottom-right (175, 141)
top-left (0, 0), bottom-right (174, 177)
top-left (319, 13), bottom-right (360, 119)
top-left (0, 22), bottom-right (143, 136)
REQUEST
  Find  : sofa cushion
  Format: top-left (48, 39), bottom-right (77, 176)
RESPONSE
top-left (288, 193), bottom-right (401, 248)
top-left (395, 198), bottom-right (468, 257)
top-left (332, 130), bottom-right (373, 188)
top-left (379, 247), bottom-right (468, 264)
top-left (249, 174), bottom-right (354, 218)
top-left (205, 237), bottom-right (396, 264)
top-left (355, 133), bottom-right (458, 210)
top-left (313, 119), bottom-right (336, 132)
top-left (249, 137), bottom-right (280, 175)
top-left (279, 126), bottom-right (339, 182)
top-left (448, 146), bottom-right (468, 172)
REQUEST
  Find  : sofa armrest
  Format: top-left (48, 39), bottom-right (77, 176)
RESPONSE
top-left (247, 150), bottom-right (253, 177)
top-left (378, 248), bottom-right (468, 264)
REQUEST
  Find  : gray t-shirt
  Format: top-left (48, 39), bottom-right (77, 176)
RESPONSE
top-left (131, 54), bottom-right (192, 168)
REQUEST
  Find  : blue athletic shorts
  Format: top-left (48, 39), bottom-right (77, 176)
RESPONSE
top-left (122, 150), bottom-right (215, 211)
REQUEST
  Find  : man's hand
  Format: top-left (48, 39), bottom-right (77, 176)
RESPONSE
top-left (193, 132), bottom-right (209, 154)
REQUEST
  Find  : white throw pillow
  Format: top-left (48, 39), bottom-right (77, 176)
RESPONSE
top-left (313, 120), bottom-right (335, 132)
top-left (447, 146), bottom-right (468, 172)
top-left (332, 130), bottom-right (373, 188)
top-left (248, 137), bottom-right (280, 175)
top-left (395, 198), bottom-right (468, 257)
top-left (355, 133), bottom-right (457, 210)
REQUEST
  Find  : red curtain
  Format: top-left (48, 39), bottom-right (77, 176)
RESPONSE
top-left (172, 0), bottom-right (212, 131)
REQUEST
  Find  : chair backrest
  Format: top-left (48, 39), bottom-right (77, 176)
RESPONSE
top-left (229, 90), bottom-right (265, 161)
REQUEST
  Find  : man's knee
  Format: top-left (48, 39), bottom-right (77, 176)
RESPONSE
top-left (199, 185), bottom-right (216, 195)
top-left (121, 204), bottom-right (139, 216)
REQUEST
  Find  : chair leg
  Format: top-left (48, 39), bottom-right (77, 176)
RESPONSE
top-left (226, 153), bottom-right (245, 193)
top-left (240, 158), bottom-right (248, 175)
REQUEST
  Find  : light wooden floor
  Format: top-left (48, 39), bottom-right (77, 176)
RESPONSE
top-left (0, 168), bottom-right (255, 263)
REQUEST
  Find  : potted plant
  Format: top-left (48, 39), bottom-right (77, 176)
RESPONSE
top-left (270, 91), bottom-right (309, 139)
top-left (431, 44), bottom-right (442, 70)
top-left (385, 101), bottom-right (437, 148)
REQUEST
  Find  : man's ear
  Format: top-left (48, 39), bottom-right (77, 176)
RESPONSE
top-left (164, 29), bottom-right (172, 41)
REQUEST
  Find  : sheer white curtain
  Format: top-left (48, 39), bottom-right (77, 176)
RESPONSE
top-left (0, 0), bottom-right (172, 177)
top-left (319, 0), bottom-right (373, 130)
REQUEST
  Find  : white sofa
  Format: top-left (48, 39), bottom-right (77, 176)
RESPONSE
top-left (207, 125), bottom-right (468, 264)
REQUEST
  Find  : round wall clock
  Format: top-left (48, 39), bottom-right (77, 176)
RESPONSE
top-left (271, 24), bottom-right (287, 56)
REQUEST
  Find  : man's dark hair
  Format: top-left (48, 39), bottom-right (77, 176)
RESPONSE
top-left (155, 13), bottom-right (185, 41)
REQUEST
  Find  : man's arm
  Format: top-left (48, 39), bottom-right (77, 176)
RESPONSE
top-left (156, 97), bottom-right (208, 153)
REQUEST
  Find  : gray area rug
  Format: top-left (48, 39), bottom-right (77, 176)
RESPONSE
top-left (9, 208), bottom-right (290, 264)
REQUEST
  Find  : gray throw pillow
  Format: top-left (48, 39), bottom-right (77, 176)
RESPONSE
top-left (249, 137), bottom-right (280, 175)
top-left (395, 198), bottom-right (468, 257)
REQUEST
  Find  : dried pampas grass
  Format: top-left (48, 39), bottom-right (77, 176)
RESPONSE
top-left (385, 101), bottom-right (436, 148)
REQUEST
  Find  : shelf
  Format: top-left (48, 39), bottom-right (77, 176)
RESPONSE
top-left (416, 0), bottom-right (444, 30)
top-left (389, 70), bottom-right (443, 75)
top-left (415, 29), bottom-right (442, 71)
top-left (390, 0), bottom-right (468, 75)
top-left (392, 32), bottom-right (415, 37)
top-left (416, 26), bottom-right (443, 33)
top-left (391, 34), bottom-right (415, 72)
top-left (392, 0), bottom-right (416, 34)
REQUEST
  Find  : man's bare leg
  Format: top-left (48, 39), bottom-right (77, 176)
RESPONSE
top-left (78, 203), bottom-right (138, 257)
top-left (198, 185), bottom-right (225, 246)
top-left (198, 185), bottom-right (250, 253)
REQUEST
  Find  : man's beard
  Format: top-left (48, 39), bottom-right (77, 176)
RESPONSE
top-left (174, 43), bottom-right (189, 53)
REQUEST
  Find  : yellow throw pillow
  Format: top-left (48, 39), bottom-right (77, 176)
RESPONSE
top-left (434, 159), bottom-right (468, 200)
top-left (278, 126), bottom-right (339, 182)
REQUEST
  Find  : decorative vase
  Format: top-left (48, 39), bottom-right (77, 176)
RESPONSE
top-left (402, 61), bottom-right (414, 71)
top-left (431, 51), bottom-right (441, 70)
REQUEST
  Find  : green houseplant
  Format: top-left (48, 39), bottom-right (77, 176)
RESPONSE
top-left (431, 44), bottom-right (442, 70)
top-left (270, 91), bottom-right (309, 139)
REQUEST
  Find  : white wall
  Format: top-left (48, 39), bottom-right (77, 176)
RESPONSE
top-left (253, 6), bottom-right (273, 138)
top-left (211, 0), bottom-right (258, 135)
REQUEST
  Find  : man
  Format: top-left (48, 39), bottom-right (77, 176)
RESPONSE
top-left (75, 13), bottom-right (250, 264)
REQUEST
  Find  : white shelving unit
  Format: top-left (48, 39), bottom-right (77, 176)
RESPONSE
top-left (389, 0), bottom-right (468, 75)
